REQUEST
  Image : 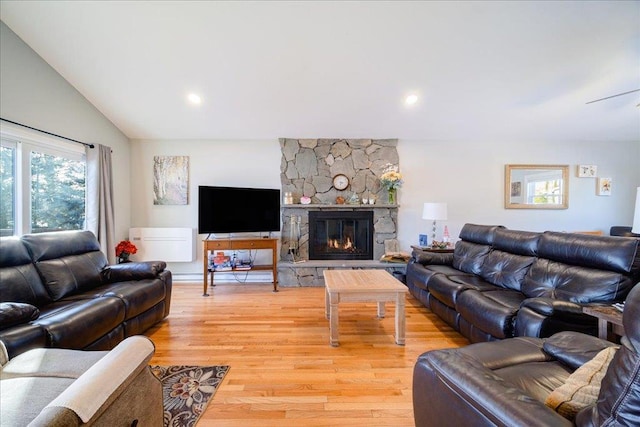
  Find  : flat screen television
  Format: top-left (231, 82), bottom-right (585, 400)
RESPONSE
top-left (198, 186), bottom-right (281, 234)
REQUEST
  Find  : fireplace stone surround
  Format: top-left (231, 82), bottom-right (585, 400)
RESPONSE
top-left (277, 138), bottom-right (404, 287)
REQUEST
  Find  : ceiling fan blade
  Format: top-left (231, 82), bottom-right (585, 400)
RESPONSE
top-left (586, 89), bottom-right (640, 104)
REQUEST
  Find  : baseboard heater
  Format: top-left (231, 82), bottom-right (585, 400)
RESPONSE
top-left (129, 227), bottom-right (195, 262)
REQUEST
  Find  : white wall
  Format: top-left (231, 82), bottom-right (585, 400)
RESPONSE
top-left (131, 138), bottom-right (639, 277)
top-left (0, 21), bottom-right (131, 240)
top-left (398, 140), bottom-right (640, 245)
top-left (130, 139), bottom-right (282, 276)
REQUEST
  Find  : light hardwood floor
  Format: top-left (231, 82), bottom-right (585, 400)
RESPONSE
top-left (146, 282), bottom-right (469, 426)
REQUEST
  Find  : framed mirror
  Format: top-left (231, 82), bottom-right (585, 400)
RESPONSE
top-left (505, 164), bottom-right (569, 209)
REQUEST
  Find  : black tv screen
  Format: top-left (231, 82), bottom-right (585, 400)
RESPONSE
top-left (198, 186), bottom-right (281, 234)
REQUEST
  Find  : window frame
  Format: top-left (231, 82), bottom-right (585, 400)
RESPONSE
top-left (0, 123), bottom-right (87, 236)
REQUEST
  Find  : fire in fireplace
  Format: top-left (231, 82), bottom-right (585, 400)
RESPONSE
top-left (308, 211), bottom-right (374, 260)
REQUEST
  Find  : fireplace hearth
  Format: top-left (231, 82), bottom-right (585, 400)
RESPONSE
top-left (309, 211), bottom-right (374, 260)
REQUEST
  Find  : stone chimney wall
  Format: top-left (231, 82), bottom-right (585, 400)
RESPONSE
top-left (279, 138), bottom-right (399, 203)
top-left (279, 138), bottom-right (400, 264)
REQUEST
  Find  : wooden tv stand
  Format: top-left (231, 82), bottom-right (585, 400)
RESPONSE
top-left (203, 237), bottom-right (278, 296)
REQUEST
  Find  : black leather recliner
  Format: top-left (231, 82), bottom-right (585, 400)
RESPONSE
top-left (413, 283), bottom-right (640, 426)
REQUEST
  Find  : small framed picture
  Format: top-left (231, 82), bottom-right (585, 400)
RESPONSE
top-left (577, 164), bottom-right (597, 178)
top-left (419, 234), bottom-right (428, 247)
top-left (597, 177), bottom-right (612, 196)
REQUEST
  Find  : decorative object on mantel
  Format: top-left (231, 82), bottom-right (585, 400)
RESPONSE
top-left (422, 202), bottom-right (448, 246)
top-left (577, 164), bottom-right (597, 178)
top-left (336, 196), bottom-right (345, 204)
top-left (115, 240), bottom-right (137, 263)
top-left (597, 177), bottom-right (612, 196)
top-left (283, 192), bottom-right (294, 204)
top-left (632, 187), bottom-right (640, 234)
top-left (380, 164), bottom-right (403, 204)
top-left (300, 196), bottom-right (311, 205)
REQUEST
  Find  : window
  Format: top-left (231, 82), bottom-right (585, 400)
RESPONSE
top-left (0, 144), bottom-right (15, 237)
top-left (0, 126), bottom-right (86, 236)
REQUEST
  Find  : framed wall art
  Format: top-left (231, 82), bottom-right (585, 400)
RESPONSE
top-left (596, 177), bottom-right (612, 196)
top-left (153, 155), bottom-right (189, 205)
top-left (577, 164), bottom-right (597, 178)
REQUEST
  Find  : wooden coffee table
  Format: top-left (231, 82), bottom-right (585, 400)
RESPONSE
top-left (324, 269), bottom-right (408, 347)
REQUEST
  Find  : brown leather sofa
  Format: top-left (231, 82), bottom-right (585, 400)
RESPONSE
top-left (0, 230), bottom-right (172, 358)
top-left (406, 224), bottom-right (640, 342)
top-left (412, 280), bottom-right (640, 427)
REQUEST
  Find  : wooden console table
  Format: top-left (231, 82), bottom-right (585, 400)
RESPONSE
top-left (203, 237), bottom-right (278, 296)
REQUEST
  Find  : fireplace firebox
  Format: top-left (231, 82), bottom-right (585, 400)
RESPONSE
top-left (308, 211), bottom-right (374, 260)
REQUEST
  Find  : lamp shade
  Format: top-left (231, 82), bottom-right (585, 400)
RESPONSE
top-left (633, 187), bottom-right (640, 234)
top-left (422, 203), bottom-right (447, 221)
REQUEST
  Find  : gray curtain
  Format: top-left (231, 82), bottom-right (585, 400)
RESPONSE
top-left (86, 144), bottom-right (116, 264)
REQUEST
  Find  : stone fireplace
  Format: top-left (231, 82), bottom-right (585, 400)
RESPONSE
top-left (277, 138), bottom-right (404, 287)
top-left (308, 211), bottom-right (374, 260)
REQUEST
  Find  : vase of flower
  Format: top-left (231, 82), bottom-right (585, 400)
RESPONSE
top-left (115, 240), bottom-right (137, 264)
top-left (380, 164), bottom-right (403, 205)
top-left (387, 188), bottom-right (397, 204)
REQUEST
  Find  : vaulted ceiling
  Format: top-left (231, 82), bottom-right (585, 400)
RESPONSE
top-left (1, 1), bottom-right (639, 142)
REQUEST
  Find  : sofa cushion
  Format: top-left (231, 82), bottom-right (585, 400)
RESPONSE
top-left (0, 237), bottom-right (51, 307)
top-left (498, 361), bottom-right (571, 403)
top-left (545, 347), bottom-right (617, 421)
top-left (456, 289), bottom-right (526, 339)
top-left (35, 297), bottom-right (125, 348)
top-left (522, 259), bottom-right (632, 302)
top-left (479, 250), bottom-right (535, 291)
top-left (538, 231), bottom-right (640, 275)
top-left (95, 280), bottom-right (166, 320)
top-left (21, 231), bottom-right (109, 301)
top-left (458, 224), bottom-right (505, 245)
top-left (493, 229), bottom-right (540, 256)
top-left (428, 275), bottom-right (495, 308)
top-left (0, 376), bottom-right (75, 426)
top-left (453, 241), bottom-right (491, 275)
top-left (0, 302), bottom-right (39, 330)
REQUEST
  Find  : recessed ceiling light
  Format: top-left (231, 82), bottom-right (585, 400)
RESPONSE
top-left (405, 94), bottom-right (418, 106)
top-left (187, 93), bottom-right (202, 105)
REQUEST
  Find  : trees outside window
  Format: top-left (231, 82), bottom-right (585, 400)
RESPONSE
top-left (0, 145), bottom-right (15, 236)
top-left (1, 130), bottom-right (86, 236)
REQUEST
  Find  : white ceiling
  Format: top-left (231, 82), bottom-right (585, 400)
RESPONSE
top-left (1, 1), bottom-right (639, 142)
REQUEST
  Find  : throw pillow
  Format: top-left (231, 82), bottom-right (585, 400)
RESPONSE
top-left (545, 346), bottom-right (617, 420)
top-left (0, 302), bottom-right (40, 330)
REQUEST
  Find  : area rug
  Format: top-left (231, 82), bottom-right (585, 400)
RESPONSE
top-left (151, 365), bottom-right (230, 427)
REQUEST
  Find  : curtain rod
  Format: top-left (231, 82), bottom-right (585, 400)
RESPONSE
top-left (0, 117), bottom-right (95, 149)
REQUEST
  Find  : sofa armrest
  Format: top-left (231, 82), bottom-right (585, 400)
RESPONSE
top-left (101, 261), bottom-right (167, 283)
top-left (542, 331), bottom-right (617, 369)
top-left (413, 348), bottom-right (573, 427)
top-left (520, 297), bottom-right (584, 316)
top-left (412, 249), bottom-right (454, 266)
top-left (30, 336), bottom-right (161, 426)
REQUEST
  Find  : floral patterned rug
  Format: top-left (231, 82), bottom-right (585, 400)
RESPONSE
top-left (151, 365), bottom-right (230, 427)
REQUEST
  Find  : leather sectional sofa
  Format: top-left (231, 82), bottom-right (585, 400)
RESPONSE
top-left (0, 230), bottom-right (172, 358)
top-left (406, 224), bottom-right (640, 342)
top-left (413, 277), bottom-right (640, 427)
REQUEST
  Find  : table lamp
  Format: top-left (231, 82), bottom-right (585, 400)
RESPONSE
top-left (422, 202), bottom-right (448, 245)
top-left (633, 187), bottom-right (640, 234)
